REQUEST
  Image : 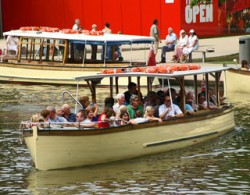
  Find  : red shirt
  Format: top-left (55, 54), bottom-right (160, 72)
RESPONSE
top-left (97, 113), bottom-right (110, 128)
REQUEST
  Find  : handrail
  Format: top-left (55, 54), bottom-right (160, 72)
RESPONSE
top-left (62, 90), bottom-right (83, 112)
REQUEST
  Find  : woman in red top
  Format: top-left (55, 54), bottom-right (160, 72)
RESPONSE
top-left (98, 107), bottom-right (114, 128)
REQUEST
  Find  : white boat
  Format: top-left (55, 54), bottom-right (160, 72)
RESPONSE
top-left (20, 65), bottom-right (235, 171)
top-left (1, 29), bottom-right (154, 85)
top-left (225, 67), bottom-right (250, 94)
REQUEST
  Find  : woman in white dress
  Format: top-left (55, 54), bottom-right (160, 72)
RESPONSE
top-left (172, 29), bottom-right (188, 63)
top-left (182, 29), bottom-right (199, 62)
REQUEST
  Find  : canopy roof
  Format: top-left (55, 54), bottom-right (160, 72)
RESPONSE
top-left (74, 66), bottom-right (229, 81)
top-left (3, 30), bottom-right (154, 45)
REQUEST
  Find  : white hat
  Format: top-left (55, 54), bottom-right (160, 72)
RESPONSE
top-left (189, 29), bottom-right (195, 33)
top-left (180, 29), bottom-right (185, 35)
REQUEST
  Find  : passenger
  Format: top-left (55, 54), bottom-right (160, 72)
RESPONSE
top-left (46, 106), bottom-right (67, 123)
top-left (172, 29), bottom-right (188, 63)
top-left (165, 87), bottom-right (178, 105)
top-left (127, 95), bottom-right (144, 119)
top-left (159, 95), bottom-right (184, 119)
top-left (131, 110), bottom-right (148, 124)
top-left (186, 91), bottom-right (198, 112)
top-left (72, 18), bottom-right (81, 30)
top-left (124, 82), bottom-right (143, 105)
top-left (55, 106), bottom-right (63, 116)
top-left (6, 35), bottom-right (19, 55)
top-left (143, 91), bottom-right (157, 110)
top-left (113, 93), bottom-right (126, 115)
top-left (116, 105), bottom-right (128, 118)
top-left (97, 107), bottom-right (114, 128)
top-left (118, 110), bottom-right (131, 125)
top-left (76, 110), bottom-right (96, 128)
top-left (78, 96), bottom-right (99, 117)
top-left (160, 27), bottom-right (177, 63)
top-left (241, 60), bottom-right (250, 71)
top-left (153, 96), bottom-right (164, 117)
top-left (40, 109), bottom-right (50, 121)
top-left (30, 113), bottom-right (45, 128)
top-left (144, 106), bottom-right (162, 123)
top-left (61, 104), bottom-right (76, 122)
top-left (86, 106), bottom-right (98, 122)
top-left (91, 24), bottom-right (98, 60)
top-left (182, 29), bottom-right (199, 62)
top-left (104, 97), bottom-right (115, 108)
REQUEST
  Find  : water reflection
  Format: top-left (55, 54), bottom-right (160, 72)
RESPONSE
top-left (0, 83), bottom-right (249, 194)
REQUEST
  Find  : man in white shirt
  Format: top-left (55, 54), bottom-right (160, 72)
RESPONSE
top-left (72, 19), bottom-right (80, 30)
top-left (159, 95), bottom-right (183, 120)
top-left (113, 93), bottom-right (126, 114)
top-left (160, 27), bottom-right (177, 63)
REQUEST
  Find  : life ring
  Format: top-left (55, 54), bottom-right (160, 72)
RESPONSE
top-left (178, 64), bottom-right (189, 71)
top-left (101, 69), bottom-right (123, 74)
top-left (145, 67), bottom-right (157, 73)
top-left (189, 64), bottom-right (201, 70)
top-left (61, 29), bottom-right (77, 34)
top-left (40, 27), bottom-right (60, 32)
top-left (157, 65), bottom-right (174, 74)
top-left (20, 26), bottom-right (40, 31)
top-left (130, 67), bottom-right (146, 72)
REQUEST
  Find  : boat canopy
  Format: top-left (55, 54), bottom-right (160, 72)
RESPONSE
top-left (74, 66), bottom-right (230, 81)
top-left (3, 30), bottom-right (154, 46)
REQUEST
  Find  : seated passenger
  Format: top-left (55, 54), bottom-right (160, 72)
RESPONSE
top-left (132, 110), bottom-right (148, 124)
top-left (144, 106), bottom-right (162, 123)
top-left (113, 93), bottom-right (126, 115)
top-left (116, 105), bottom-right (128, 118)
top-left (86, 106), bottom-right (98, 122)
top-left (186, 91), bottom-right (198, 112)
top-left (61, 104), bottom-right (76, 122)
top-left (46, 106), bottom-right (67, 123)
top-left (118, 110), bottom-right (131, 125)
top-left (127, 95), bottom-right (144, 119)
top-left (104, 97), bottom-right (115, 108)
top-left (172, 29), bottom-right (188, 63)
top-left (79, 96), bottom-right (99, 117)
top-left (241, 60), bottom-right (250, 71)
top-left (182, 29), bottom-right (199, 62)
top-left (6, 35), bottom-right (19, 55)
top-left (159, 95), bottom-right (184, 119)
top-left (30, 113), bottom-right (45, 128)
top-left (143, 91), bottom-right (157, 110)
top-left (40, 109), bottom-right (50, 121)
top-left (76, 110), bottom-right (96, 128)
top-left (98, 107), bottom-right (115, 128)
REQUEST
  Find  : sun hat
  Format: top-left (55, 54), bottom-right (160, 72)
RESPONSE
top-left (189, 29), bottom-right (195, 33)
top-left (180, 29), bottom-right (185, 35)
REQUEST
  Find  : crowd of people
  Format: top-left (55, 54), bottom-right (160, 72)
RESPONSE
top-left (29, 81), bottom-right (221, 129)
top-left (149, 19), bottom-right (199, 63)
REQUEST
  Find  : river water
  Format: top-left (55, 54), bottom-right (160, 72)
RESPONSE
top-left (0, 83), bottom-right (249, 194)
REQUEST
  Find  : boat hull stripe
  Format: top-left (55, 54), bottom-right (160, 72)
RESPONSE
top-left (144, 131), bottom-right (219, 148)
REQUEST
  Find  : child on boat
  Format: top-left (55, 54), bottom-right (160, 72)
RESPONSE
top-left (144, 106), bottom-right (162, 123)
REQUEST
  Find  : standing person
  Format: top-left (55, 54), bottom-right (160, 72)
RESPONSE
top-left (102, 22), bottom-right (112, 60)
top-left (182, 29), bottom-right (199, 62)
top-left (160, 27), bottom-right (177, 63)
top-left (172, 29), bottom-right (188, 63)
top-left (159, 95), bottom-right (184, 120)
top-left (150, 19), bottom-right (160, 56)
top-left (72, 18), bottom-right (85, 62)
top-left (72, 18), bottom-right (81, 30)
top-left (124, 82), bottom-right (143, 105)
top-left (91, 24), bottom-right (98, 60)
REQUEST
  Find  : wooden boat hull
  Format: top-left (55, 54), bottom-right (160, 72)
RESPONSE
top-left (226, 69), bottom-right (250, 94)
top-left (23, 107), bottom-right (235, 170)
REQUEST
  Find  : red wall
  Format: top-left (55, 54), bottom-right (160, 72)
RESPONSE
top-left (2, 0), bottom-right (249, 38)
